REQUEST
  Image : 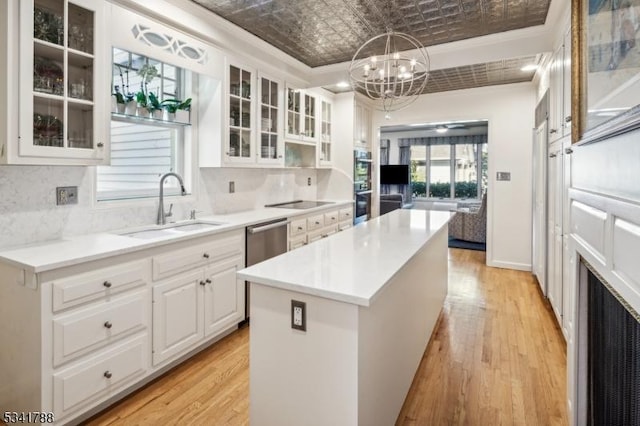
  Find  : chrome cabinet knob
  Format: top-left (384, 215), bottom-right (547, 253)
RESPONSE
top-left (565, 147), bottom-right (574, 154)
top-left (97, 142), bottom-right (104, 148)
top-left (550, 129), bottom-right (558, 134)
top-left (104, 321), bottom-right (112, 329)
top-left (200, 280), bottom-right (206, 286)
top-left (205, 278), bottom-right (212, 284)
top-left (103, 281), bottom-right (112, 288)
top-left (104, 371), bottom-right (112, 379)
top-left (203, 253), bottom-right (210, 259)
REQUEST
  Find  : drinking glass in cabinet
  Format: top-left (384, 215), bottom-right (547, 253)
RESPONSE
top-left (241, 70), bottom-right (251, 99)
top-left (33, 98), bottom-right (64, 147)
top-left (241, 130), bottom-right (251, 157)
top-left (230, 66), bottom-right (240, 96)
top-left (230, 97), bottom-right (240, 126)
top-left (230, 129), bottom-right (240, 156)
top-left (34, 56), bottom-right (64, 96)
top-left (68, 4), bottom-right (94, 54)
top-left (68, 104), bottom-right (93, 149)
top-left (34, 1), bottom-right (64, 45)
top-left (68, 59), bottom-right (93, 101)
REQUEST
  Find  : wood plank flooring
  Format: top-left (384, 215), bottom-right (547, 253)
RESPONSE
top-left (84, 248), bottom-right (568, 425)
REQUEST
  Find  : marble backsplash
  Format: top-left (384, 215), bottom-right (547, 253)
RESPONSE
top-left (0, 165), bottom-right (322, 249)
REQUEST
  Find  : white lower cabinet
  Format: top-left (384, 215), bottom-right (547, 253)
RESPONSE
top-left (287, 205), bottom-right (354, 251)
top-left (152, 270), bottom-right (205, 365)
top-left (53, 334), bottom-right (149, 419)
top-left (0, 229), bottom-right (245, 425)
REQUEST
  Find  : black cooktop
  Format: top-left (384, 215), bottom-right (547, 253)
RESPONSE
top-left (266, 200), bottom-right (335, 210)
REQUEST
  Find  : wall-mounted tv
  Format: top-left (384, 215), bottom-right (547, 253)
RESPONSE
top-left (380, 165), bottom-right (410, 185)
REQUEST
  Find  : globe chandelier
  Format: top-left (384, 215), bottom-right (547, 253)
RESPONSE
top-left (349, 31), bottom-right (430, 117)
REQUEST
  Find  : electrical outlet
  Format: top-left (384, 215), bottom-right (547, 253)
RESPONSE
top-left (56, 186), bottom-right (78, 205)
top-left (229, 181), bottom-right (235, 193)
top-left (291, 300), bottom-right (306, 331)
top-left (307, 177), bottom-right (312, 186)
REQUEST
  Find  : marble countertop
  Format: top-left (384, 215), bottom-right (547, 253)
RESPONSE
top-left (238, 209), bottom-right (452, 307)
top-left (0, 200), bottom-right (353, 274)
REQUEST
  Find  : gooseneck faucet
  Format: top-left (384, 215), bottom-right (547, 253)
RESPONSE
top-left (157, 172), bottom-right (187, 225)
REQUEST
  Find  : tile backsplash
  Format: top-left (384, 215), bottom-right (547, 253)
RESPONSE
top-left (0, 166), bottom-right (321, 249)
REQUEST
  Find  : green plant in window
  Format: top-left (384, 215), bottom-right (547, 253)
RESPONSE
top-left (113, 65), bottom-right (134, 104)
top-left (147, 92), bottom-right (162, 113)
top-left (136, 64), bottom-right (159, 108)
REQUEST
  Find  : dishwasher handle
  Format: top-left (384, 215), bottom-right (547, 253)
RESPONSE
top-left (247, 219), bottom-right (290, 234)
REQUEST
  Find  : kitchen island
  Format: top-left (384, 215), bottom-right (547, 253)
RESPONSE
top-left (238, 209), bottom-right (451, 426)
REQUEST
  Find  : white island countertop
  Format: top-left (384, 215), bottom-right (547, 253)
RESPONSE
top-left (238, 209), bottom-right (451, 307)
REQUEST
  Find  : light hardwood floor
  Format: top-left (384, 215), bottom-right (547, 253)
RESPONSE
top-left (85, 248), bottom-right (568, 426)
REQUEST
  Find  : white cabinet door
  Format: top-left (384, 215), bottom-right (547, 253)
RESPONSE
top-left (546, 143), bottom-right (564, 327)
top-left (16, 0), bottom-right (108, 164)
top-left (152, 270), bottom-right (204, 365)
top-left (319, 98), bottom-right (332, 166)
top-left (203, 256), bottom-right (244, 337)
top-left (257, 73), bottom-right (283, 165)
top-left (562, 234), bottom-right (575, 338)
top-left (562, 26), bottom-right (572, 137)
top-left (225, 62), bottom-right (255, 164)
top-left (548, 45), bottom-right (564, 143)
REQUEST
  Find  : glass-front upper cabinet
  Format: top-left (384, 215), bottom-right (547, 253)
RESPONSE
top-left (320, 99), bottom-right (332, 165)
top-left (228, 64), bottom-right (253, 161)
top-left (285, 86), bottom-right (318, 143)
top-left (258, 75), bottom-right (282, 164)
top-left (286, 87), bottom-right (301, 139)
top-left (18, 0), bottom-right (107, 164)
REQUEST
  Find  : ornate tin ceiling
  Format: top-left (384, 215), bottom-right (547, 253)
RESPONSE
top-left (191, 0), bottom-right (551, 68)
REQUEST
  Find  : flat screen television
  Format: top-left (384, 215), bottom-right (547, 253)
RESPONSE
top-left (380, 165), bottom-right (410, 185)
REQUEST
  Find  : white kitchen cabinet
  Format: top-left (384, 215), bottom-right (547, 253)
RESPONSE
top-left (203, 255), bottom-right (244, 337)
top-left (225, 62), bottom-right (255, 164)
top-left (547, 141), bottom-right (564, 325)
top-left (152, 269), bottom-right (204, 365)
top-left (562, 26), bottom-right (572, 138)
top-left (354, 99), bottom-right (372, 148)
top-left (257, 73), bottom-right (284, 165)
top-left (0, 228), bottom-right (245, 425)
top-left (287, 205), bottom-right (354, 250)
top-left (1, 0), bottom-right (108, 165)
top-left (319, 97), bottom-right (333, 166)
top-left (285, 85), bottom-right (317, 143)
top-left (548, 25), bottom-right (572, 143)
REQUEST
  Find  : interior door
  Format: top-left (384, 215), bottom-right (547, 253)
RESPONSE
top-left (532, 121), bottom-right (548, 295)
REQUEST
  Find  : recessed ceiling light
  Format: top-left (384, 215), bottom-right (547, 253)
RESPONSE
top-left (336, 81), bottom-right (350, 88)
top-left (521, 64), bottom-right (538, 72)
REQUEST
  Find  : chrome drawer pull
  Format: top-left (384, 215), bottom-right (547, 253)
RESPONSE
top-left (104, 371), bottom-right (112, 379)
top-left (103, 281), bottom-right (112, 288)
top-left (104, 321), bottom-right (112, 329)
top-left (200, 280), bottom-right (206, 286)
top-left (205, 278), bottom-right (212, 284)
top-left (203, 253), bottom-right (210, 259)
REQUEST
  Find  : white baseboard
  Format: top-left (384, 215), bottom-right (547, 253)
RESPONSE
top-left (486, 259), bottom-right (532, 271)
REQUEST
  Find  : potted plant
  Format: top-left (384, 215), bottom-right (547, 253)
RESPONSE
top-left (114, 65), bottom-right (135, 115)
top-left (136, 64), bottom-right (158, 117)
top-left (161, 99), bottom-right (179, 121)
top-left (175, 98), bottom-right (192, 123)
top-left (147, 92), bottom-right (163, 119)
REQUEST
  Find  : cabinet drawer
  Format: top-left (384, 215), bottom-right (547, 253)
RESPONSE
top-left (289, 235), bottom-right (307, 251)
top-left (339, 207), bottom-right (353, 222)
top-left (289, 218), bottom-right (307, 237)
top-left (307, 228), bottom-right (324, 244)
top-left (323, 224), bottom-right (339, 238)
top-left (52, 259), bottom-right (149, 312)
top-left (53, 290), bottom-right (148, 367)
top-left (324, 210), bottom-right (339, 226)
top-left (307, 214), bottom-right (325, 231)
top-left (339, 220), bottom-right (352, 232)
top-left (53, 334), bottom-right (148, 419)
top-left (152, 232), bottom-right (243, 281)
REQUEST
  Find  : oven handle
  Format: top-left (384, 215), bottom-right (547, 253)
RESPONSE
top-left (247, 219), bottom-right (290, 234)
top-left (355, 190), bottom-right (373, 195)
top-left (355, 158), bottom-right (373, 163)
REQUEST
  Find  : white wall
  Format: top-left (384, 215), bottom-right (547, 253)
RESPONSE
top-left (372, 83), bottom-right (536, 270)
top-left (0, 166), bottom-right (319, 249)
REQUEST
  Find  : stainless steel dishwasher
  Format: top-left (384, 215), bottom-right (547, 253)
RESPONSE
top-left (245, 218), bottom-right (289, 320)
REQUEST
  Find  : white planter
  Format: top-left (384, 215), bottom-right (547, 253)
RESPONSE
top-left (152, 109), bottom-right (163, 120)
top-left (124, 100), bottom-right (136, 116)
top-left (175, 110), bottom-right (190, 124)
top-left (111, 95), bottom-right (117, 113)
top-left (116, 103), bottom-right (126, 114)
top-left (163, 110), bottom-right (176, 121)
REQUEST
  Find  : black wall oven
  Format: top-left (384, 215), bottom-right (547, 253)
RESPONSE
top-left (354, 149), bottom-right (372, 224)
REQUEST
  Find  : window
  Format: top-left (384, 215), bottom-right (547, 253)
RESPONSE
top-left (97, 48), bottom-right (191, 201)
top-left (410, 137), bottom-right (487, 200)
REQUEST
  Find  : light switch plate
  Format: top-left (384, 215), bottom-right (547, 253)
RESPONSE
top-left (56, 186), bottom-right (78, 205)
top-left (496, 172), bottom-right (511, 181)
top-left (229, 181), bottom-right (235, 193)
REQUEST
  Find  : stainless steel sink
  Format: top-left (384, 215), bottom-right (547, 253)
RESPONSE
top-left (121, 221), bottom-right (224, 239)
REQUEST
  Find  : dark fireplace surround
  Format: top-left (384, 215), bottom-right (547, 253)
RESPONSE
top-left (580, 261), bottom-right (640, 425)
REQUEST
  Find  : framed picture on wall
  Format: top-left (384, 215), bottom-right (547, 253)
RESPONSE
top-left (573, 0), bottom-right (640, 143)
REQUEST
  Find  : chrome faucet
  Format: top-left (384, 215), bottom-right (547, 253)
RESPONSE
top-left (157, 172), bottom-right (187, 225)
